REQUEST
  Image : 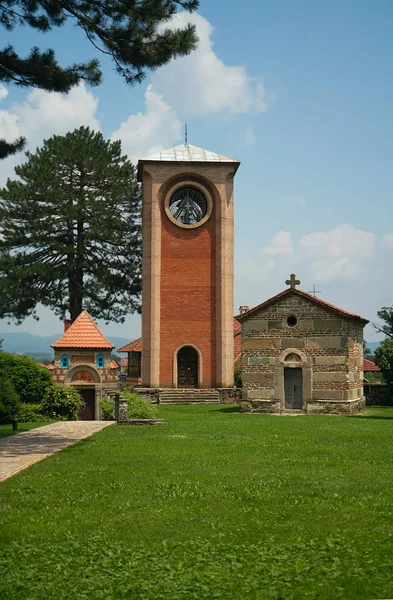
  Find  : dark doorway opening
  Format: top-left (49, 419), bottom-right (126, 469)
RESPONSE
top-left (177, 346), bottom-right (199, 388)
top-left (77, 388), bottom-right (96, 420)
top-left (284, 368), bottom-right (303, 410)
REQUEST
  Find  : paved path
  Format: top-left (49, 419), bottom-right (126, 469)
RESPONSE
top-left (0, 421), bottom-right (115, 482)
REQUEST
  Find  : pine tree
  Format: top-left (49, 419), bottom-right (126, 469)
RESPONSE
top-left (0, 126), bottom-right (141, 323)
top-left (0, 0), bottom-right (199, 156)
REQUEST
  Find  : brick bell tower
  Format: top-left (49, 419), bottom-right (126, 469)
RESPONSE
top-left (138, 144), bottom-right (240, 389)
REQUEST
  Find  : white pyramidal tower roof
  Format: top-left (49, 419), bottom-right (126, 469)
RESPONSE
top-left (140, 143), bottom-right (240, 165)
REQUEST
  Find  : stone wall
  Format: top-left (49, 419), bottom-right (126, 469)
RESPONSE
top-left (136, 387), bottom-right (241, 404)
top-left (136, 388), bottom-right (160, 403)
top-left (217, 388), bottom-right (242, 404)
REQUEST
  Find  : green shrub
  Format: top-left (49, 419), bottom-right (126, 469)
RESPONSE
top-left (0, 352), bottom-right (53, 404)
top-left (234, 362), bottom-right (242, 388)
top-left (18, 403), bottom-right (47, 423)
top-left (0, 373), bottom-right (20, 423)
top-left (99, 396), bottom-right (115, 420)
top-left (42, 385), bottom-right (84, 420)
top-left (122, 391), bottom-right (158, 419)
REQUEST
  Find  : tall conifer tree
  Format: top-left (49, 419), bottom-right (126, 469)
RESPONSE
top-left (0, 0), bottom-right (199, 156)
top-left (0, 126), bottom-right (141, 323)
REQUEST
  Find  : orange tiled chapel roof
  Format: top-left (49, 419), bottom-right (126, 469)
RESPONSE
top-left (51, 311), bottom-right (115, 349)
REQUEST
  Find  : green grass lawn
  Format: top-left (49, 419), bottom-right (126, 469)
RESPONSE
top-left (1, 406), bottom-right (393, 599)
top-left (0, 421), bottom-right (50, 439)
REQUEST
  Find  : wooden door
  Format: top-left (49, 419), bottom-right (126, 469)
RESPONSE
top-left (78, 388), bottom-right (96, 420)
top-left (177, 346), bottom-right (199, 388)
top-left (284, 368), bottom-right (303, 410)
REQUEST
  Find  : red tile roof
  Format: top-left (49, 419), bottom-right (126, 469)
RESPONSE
top-left (110, 360), bottom-right (120, 370)
top-left (51, 311), bottom-right (115, 349)
top-left (363, 358), bottom-right (380, 372)
top-left (40, 363), bottom-right (55, 370)
top-left (118, 338), bottom-right (143, 353)
top-left (235, 288), bottom-right (368, 324)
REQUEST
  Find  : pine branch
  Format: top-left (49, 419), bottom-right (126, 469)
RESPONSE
top-left (0, 135), bottom-right (26, 158)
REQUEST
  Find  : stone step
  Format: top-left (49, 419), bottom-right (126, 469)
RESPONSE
top-left (158, 389), bottom-right (220, 405)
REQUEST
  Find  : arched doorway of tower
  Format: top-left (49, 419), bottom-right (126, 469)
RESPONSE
top-left (177, 346), bottom-right (199, 388)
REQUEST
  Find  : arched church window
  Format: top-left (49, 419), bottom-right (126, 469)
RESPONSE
top-left (61, 354), bottom-right (69, 369)
top-left (96, 354), bottom-right (104, 369)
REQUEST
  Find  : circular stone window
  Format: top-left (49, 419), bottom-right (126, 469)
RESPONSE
top-left (169, 187), bottom-right (208, 226)
top-left (286, 315), bottom-right (298, 328)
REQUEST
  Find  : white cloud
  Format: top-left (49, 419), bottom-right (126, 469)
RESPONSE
top-left (243, 127), bottom-right (256, 146)
top-left (152, 12), bottom-right (270, 116)
top-left (382, 234), bottom-right (393, 247)
top-left (262, 231), bottom-right (293, 256)
top-left (0, 85), bottom-right (8, 101)
top-left (236, 224), bottom-right (393, 342)
top-left (291, 196), bottom-right (307, 207)
top-left (110, 85), bottom-right (182, 162)
top-left (0, 83), bottom-right (100, 186)
top-left (298, 224), bottom-right (376, 282)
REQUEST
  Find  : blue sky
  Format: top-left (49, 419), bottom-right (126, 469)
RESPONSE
top-left (0, 0), bottom-right (392, 344)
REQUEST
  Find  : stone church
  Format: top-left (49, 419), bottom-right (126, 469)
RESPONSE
top-left (236, 275), bottom-right (368, 414)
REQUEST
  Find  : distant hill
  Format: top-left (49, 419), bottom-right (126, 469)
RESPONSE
top-left (0, 332), bottom-right (133, 355)
top-left (367, 342), bottom-right (382, 353)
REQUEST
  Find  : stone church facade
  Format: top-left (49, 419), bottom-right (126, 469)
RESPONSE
top-left (237, 278), bottom-right (368, 414)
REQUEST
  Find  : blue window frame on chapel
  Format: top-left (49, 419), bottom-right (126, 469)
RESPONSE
top-left (96, 354), bottom-right (104, 369)
top-left (61, 354), bottom-right (69, 369)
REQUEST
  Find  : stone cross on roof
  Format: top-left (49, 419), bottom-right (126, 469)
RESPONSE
top-left (286, 273), bottom-right (301, 289)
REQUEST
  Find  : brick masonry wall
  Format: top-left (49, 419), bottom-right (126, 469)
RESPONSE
top-left (241, 293), bottom-right (365, 409)
top-left (160, 191), bottom-right (216, 387)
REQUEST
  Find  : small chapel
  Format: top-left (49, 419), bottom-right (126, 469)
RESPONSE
top-left (236, 275), bottom-right (368, 414)
top-left (51, 311), bottom-right (119, 420)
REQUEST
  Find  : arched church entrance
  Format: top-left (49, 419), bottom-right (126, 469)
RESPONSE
top-left (177, 346), bottom-right (199, 388)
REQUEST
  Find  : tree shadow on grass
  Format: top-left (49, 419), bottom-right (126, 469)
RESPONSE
top-left (217, 406), bottom-right (241, 414)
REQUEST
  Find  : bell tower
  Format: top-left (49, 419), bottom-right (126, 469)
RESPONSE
top-left (138, 144), bottom-right (240, 389)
